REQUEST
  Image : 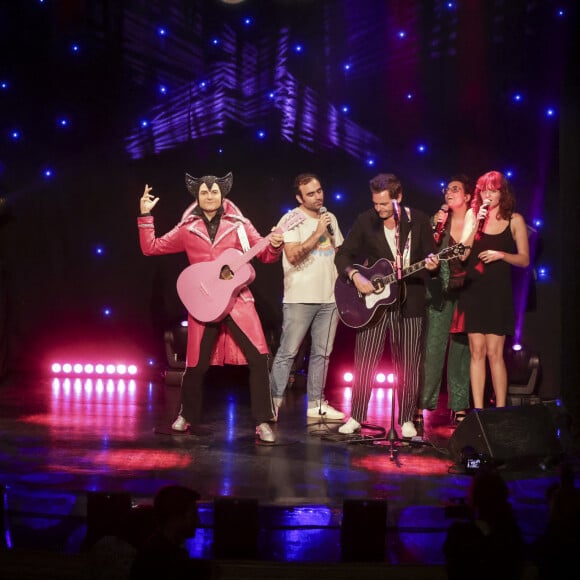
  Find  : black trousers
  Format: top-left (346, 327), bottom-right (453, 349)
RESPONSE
top-left (180, 316), bottom-right (275, 426)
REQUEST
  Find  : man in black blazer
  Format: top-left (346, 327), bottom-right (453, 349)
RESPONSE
top-left (334, 173), bottom-right (438, 438)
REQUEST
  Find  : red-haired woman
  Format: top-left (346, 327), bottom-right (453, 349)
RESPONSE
top-left (453, 171), bottom-right (530, 410)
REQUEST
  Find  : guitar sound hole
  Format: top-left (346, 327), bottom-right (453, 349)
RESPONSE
top-left (220, 265), bottom-right (234, 280)
top-left (373, 279), bottom-right (385, 293)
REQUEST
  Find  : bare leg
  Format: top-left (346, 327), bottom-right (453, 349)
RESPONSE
top-left (468, 333), bottom-right (487, 409)
top-left (485, 334), bottom-right (507, 407)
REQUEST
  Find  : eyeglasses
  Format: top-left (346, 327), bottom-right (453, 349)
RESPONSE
top-left (442, 185), bottom-right (463, 194)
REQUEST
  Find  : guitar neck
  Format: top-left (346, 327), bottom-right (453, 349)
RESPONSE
top-left (227, 212), bottom-right (305, 273)
top-left (402, 259), bottom-right (428, 279)
top-left (381, 243), bottom-right (463, 285)
top-left (383, 260), bottom-right (427, 285)
top-left (230, 237), bottom-right (271, 271)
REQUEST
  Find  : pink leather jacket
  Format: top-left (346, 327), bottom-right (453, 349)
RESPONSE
top-left (138, 199), bottom-right (281, 366)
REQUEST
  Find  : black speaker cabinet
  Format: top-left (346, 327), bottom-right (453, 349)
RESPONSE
top-left (83, 491), bottom-right (132, 550)
top-left (340, 498), bottom-right (387, 562)
top-left (212, 497), bottom-right (259, 559)
top-left (448, 405), bottom-right (562, 466)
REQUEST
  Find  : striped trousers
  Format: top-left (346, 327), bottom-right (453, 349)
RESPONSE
top-left (350, 310), bottom-right (425, 426)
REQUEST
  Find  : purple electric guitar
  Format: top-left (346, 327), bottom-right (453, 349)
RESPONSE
top-left (177, 210), bottom-right (305, 323)
top-left (334, 243), bottom-right (467, 329)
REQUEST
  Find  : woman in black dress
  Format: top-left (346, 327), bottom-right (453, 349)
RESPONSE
top-left (452, 171), bottom-right (530, 409)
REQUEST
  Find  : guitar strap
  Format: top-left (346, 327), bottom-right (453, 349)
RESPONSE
top-left (384, 207), bottom-right (412, 268)
top-left (236, 223), bottom-right (250, 252)
top-left (402, 207), bottom-right (412, 268)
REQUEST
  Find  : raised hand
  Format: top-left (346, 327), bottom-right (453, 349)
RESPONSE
top-left (140, 184), bottom-right (159, 214)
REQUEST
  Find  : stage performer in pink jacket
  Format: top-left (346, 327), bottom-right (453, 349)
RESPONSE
top-left (138, 172), bottom-right (284, 443)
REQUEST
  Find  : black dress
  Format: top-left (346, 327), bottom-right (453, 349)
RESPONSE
top-left (455, 221), bottom-right (516, 336)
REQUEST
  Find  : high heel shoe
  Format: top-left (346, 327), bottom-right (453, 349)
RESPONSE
top-left (413, 412), bottom-right (424, 435)
top-left (451, 411), bottom-right (467, 427)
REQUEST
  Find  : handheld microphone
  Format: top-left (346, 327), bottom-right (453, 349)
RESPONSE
top-left (391, 199), bottom-right (400, 223)
top-left (477, 199), bottom-right (491, 233)
top-left (433, 203), bottom-right (449, 243)
top-left (319, 206), bottom-right (334, 235)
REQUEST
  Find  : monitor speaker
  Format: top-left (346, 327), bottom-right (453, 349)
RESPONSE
top-left (448, 405), bottom-right (562, 466)
top-left (212, 497), bottom-right (259, 559)
top-left (83, 491), bottom-right (132, 550)
top-left (341, 498), bottom-right (387, 562)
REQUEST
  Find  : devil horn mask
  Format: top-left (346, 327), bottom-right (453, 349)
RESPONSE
top-left (185, 172), bottom-right (233, 198)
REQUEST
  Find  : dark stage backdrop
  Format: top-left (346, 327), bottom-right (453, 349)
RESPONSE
top-left (0, 1), bottom-right (576, 411)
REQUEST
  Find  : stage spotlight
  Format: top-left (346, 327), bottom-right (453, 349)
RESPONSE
top-left (163, 321), bottom-right (188, 385)
top-left (505, 344), bottom-right (541, 405)
top-left (537, 266), bottom-right (549, 281)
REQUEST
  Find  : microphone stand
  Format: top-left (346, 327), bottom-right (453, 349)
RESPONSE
top-left (377, 205), bottom-right (429, 463)
top-left (386, 209), bottom-right (403, 463)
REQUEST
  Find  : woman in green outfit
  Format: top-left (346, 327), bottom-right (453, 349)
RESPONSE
top-left (415, 175), bottom-right (472, 432)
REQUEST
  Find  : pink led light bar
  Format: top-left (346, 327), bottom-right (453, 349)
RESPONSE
top-left (50, 362), bottom-right (138, 376)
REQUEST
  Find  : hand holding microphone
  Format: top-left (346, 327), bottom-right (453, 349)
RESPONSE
top-left (433, 203), bottom-right (449, 243)
top-left (318, 206), bottom-right (334, 235)
top-left (476, 199), bottom-right (491, 233)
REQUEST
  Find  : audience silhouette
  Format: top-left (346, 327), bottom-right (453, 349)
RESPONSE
top-left (532, 461), bottom-right (580, 578)
top-left (129, 485), bottom-right (210, 579)
top-left (443, 466), bottom-right (531, 580)
top-left (86, 503), bottom-right (155, 580)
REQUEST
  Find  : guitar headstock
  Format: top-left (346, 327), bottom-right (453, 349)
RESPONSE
top-left (439, 243), bottom-right (469, 261)
top-left (276, 210), bottom-right (307, 234)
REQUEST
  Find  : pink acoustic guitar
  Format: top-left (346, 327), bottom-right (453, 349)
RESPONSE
top-left (177, 210), bottom-right (306, 323)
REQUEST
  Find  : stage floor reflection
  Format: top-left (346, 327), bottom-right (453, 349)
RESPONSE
top-left (0, 367), bottom-right (575, 566)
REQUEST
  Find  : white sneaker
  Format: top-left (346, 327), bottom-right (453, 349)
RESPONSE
top-left (307, 401), bottom-right (345, 420)
top-left (401, 421), bottom-right (417, 438)
top-left (171, 415), bottom-right (190, 432)
top-left (338, 417), bottom-right (361, 434)
top-left (256, 423), bottom-right (275, 443)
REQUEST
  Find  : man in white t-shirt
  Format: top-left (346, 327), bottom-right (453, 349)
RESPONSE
top-left (270, 173), bottom-right (345, 420)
